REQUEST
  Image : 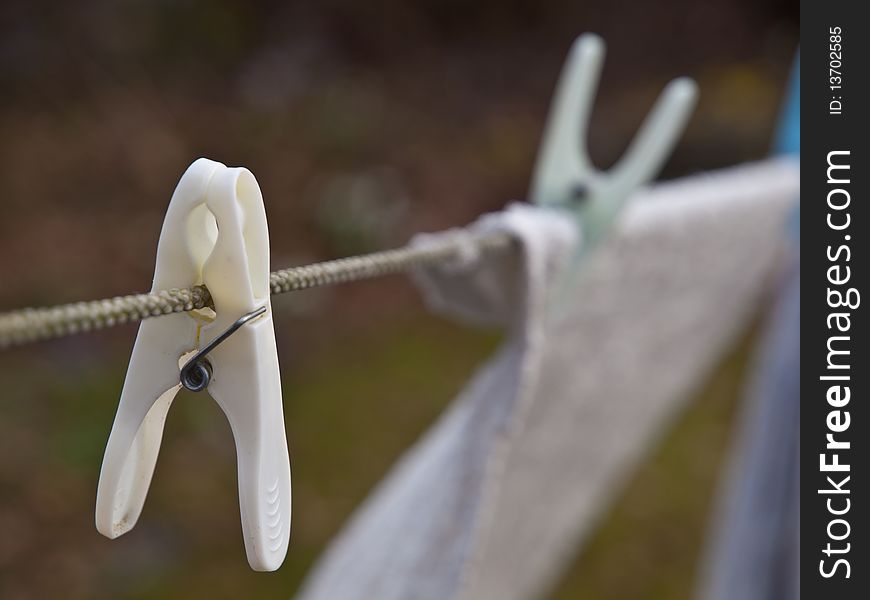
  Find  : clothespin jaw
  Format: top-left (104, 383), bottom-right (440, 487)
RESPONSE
top-left (96, 159), bottom-right (292, 572)
top-left (530, 33), bottom-right (698, 250)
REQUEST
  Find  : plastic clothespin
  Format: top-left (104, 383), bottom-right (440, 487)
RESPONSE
top-left (96, 158), bottom-right (291, 572)
top-left (530, 33), bottom-right (698, 250)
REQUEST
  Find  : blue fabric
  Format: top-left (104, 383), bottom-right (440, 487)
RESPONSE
top-left (701, 51), bottom-right (801, 600)
top-left (778, 55), bottom-right (800, 236)
top-left (775, 56), bottom-right (800, 156)
top-left (701, 254), bottom-right (800, 600)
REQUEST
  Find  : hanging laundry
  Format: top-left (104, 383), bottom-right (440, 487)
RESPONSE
top-left (697, 58), bottom-right (800, 600)
top-left (296, 202), bottom-right (579, 600)
top-left (296, 158), bottom-right (799, 600)
top-left (697, 248), bottom-right (799, 600)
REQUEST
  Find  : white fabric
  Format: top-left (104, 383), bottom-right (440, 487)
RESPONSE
top-left (698, 250), bottom-right (800, 600)
top-left (296, 158), bottom-right (800, 600)
top-left (297, 204), bottom-right (578, 600)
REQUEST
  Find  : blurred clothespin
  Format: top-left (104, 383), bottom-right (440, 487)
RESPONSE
top-left (530, 33), bottom-right (698, 252)
top-left (96, 159), bottom-right (292, 572)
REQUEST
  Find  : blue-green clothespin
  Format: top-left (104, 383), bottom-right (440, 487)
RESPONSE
top-left (530, 34), bottom-right (699, 255)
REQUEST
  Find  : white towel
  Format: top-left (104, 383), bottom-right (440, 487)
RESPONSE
top-left (698, 249), bottom-right (800, 600)
top-left (296, 158), bottom-right (800, 600)
top-left (297, 203), bottom-right (578, 600)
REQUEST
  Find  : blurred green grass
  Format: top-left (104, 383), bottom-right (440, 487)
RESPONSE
top-left (1, 312), bottom-right (503, 598)
top-left (0, 307), bottom-right (753, 599)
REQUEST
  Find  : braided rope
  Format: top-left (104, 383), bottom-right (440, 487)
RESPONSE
top-left (269, 231), bottom-right (510, 293)
top-left (0, 231), bottom-right (512, 348)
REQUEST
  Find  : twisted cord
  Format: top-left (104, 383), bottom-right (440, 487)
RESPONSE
top-left (0, 231), bottom-right (512, 348)
top-left (269, 230), bottom-right (510, 293)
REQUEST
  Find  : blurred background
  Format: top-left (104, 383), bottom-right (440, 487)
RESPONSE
top-left (0, 1), bottom-right (797, 598)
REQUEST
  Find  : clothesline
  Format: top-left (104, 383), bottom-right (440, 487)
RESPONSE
top-left (0, 230), bottom-right (513, 348)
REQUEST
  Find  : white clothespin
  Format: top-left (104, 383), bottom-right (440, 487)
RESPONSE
top-left (530, 33), bottom-right (698, 249)
top-left (96, 158), bottom-right (291, 572)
